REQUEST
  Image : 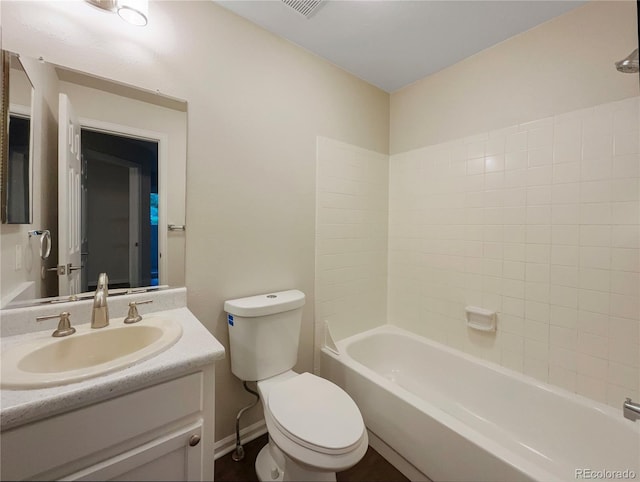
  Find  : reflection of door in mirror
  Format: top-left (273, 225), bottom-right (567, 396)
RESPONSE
top-left (58, 93), bottom-right (82, 295)
top-left (3, 52), bottom-right (34, 224)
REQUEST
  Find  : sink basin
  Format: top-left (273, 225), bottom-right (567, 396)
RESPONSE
top-left (1, 317), bottom-right (182, 389)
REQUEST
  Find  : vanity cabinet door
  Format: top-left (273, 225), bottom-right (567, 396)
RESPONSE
top-left (62, 420), bottom-right (204, 482)
top-left (0, 368), bottom-right (213, 480)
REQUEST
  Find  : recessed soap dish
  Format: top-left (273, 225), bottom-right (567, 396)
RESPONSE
top-left (465, 306), bottom-right (497, 332)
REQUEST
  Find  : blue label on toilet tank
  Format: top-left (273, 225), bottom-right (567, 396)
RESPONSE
top-left (228, 314), bottom-right (234, 326)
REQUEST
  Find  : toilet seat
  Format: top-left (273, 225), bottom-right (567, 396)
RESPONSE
top-left (266, 373), bottom-right (365, 455)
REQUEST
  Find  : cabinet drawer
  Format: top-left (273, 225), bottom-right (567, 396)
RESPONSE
top-left (1, 372), bottom-right (203, 481)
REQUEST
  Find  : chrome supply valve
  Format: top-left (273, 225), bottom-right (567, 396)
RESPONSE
top-left (124, 299), bottom-right (153, 324)
top-left (36, 311), bottom-right (76, 337)
top-left (623, 398), bottom-right (640, 422)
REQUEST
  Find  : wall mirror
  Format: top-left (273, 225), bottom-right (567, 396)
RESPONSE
top-left (0, 52), bottom-right (188, 309)
top-left (1, 51), bottom-right (35, 224)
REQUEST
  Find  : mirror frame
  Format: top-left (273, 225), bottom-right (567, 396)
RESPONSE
top-left (1, 50), bottom-right (9, 222)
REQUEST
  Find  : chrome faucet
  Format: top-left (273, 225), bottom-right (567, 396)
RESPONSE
top-left (623, 398), bottom-right (640, 422)
top-left (91, 273), bottom-right (109, 329)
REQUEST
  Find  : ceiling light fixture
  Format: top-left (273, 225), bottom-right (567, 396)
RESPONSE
top-left (117, 0), bottom-right (148, 27)
top-left (85, 0), bottom-right (117, 12)
top-left (84, 0), bottom-right (148, 27)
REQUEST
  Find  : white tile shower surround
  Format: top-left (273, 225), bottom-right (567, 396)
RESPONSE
top-left (315, 137), bottom-right (389, 359)
top-left (315, 98), bottom-right (639, 409)
top-left (387, 96), bottom-right (639, 409)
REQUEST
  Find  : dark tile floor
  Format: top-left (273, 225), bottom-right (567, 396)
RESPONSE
top-left (215, 434), bottom-right (410, 482)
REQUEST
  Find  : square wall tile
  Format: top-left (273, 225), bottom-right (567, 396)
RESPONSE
top-left (386, 98), bottom-right (640, 407)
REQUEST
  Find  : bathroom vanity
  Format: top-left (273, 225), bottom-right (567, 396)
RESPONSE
top-left (0, 288), bottom-right (225, 481)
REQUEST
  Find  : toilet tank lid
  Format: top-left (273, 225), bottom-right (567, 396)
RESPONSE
top-left (224, 290), bottom-right (305, 317)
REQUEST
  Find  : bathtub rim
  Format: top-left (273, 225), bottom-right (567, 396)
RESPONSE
top-left (321, 323), bottom-right (640, 482)
top-left (331, 324), bottom-right (634, 424)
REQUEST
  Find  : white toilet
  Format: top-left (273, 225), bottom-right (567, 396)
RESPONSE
top-left (224, 289), bottom-right (368, 482)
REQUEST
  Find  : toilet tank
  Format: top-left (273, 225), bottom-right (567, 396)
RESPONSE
top-left (224, 290), bottom-right (305, 381)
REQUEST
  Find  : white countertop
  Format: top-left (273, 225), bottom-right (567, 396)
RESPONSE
top-left (1, 306), bottom-right (225, 431)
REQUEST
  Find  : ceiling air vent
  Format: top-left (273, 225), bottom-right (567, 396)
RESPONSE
top-left (281, 0), bottom-right (324, 19)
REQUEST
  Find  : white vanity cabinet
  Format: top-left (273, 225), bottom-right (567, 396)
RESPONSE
top-left (0, 366), bottom-right (215, 481)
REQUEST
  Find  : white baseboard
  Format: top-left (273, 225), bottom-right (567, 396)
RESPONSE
top-left (367, 429), bottom-right (432, 482)
top-left (214, 419), bottom-right (268, 460)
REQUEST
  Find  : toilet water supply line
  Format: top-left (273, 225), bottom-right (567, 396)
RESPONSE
top-left (232, 381), bottom-right (260, 462)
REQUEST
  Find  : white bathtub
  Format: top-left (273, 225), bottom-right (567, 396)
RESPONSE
top-left (321, 325), bottom-right (640, 482)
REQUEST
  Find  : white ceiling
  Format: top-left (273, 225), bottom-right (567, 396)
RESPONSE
top-left (216, 0), bottom-right (586, 92)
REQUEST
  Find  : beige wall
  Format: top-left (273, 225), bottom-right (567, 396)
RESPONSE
top-left (1, 0), bottom-right (389, 442)
top-left (391, 1), bottom-right (639, 154)
top-left (9, 65), bottom-right (30, 106)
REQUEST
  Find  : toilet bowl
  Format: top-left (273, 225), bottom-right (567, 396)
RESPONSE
top-left (224, 290), bottom-right (368, 481)
top-left (255, 371), bottom-right (368, 482)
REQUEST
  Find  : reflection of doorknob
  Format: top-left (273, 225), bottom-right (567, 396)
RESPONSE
top-left (47, 265), bottom-right (66, 275)
top-left (67, 264), bottom-right (83, 272)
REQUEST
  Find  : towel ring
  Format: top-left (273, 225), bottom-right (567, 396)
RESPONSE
top-left (40, 230), bottom-right (51, 259)
top-left (28, 230), bottom-right (52, 260)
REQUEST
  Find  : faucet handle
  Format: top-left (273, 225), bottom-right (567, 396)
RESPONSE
top-left (37, 311), bottom-right (76, 337)
top-left (124, 300), bottom-right (153, 324)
